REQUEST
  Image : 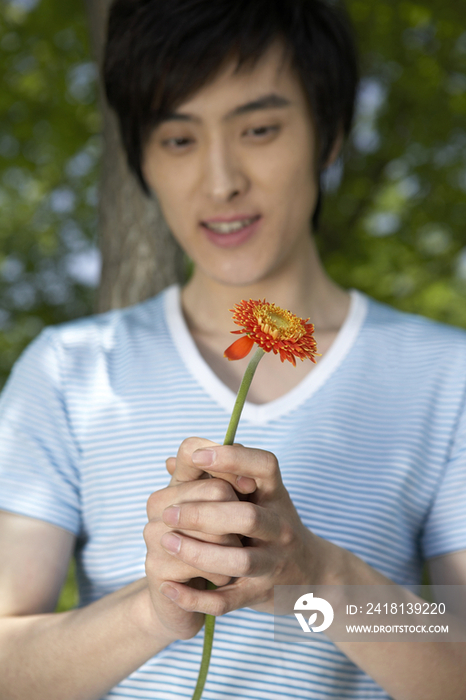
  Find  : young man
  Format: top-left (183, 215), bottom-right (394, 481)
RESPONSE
top-left (1, 1), bottom-right (466, 698)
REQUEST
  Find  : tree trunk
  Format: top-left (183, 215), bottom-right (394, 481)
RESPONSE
top-left (84, 0), bottom-right (185, 312)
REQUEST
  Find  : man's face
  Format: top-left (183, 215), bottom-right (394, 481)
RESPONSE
top-left (143, 43), bottom-right (319, 288)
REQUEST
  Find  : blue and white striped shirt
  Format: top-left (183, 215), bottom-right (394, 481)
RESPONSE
top-left (1, 285), bottom-right (466, 699)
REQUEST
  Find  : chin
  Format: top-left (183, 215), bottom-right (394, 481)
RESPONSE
top-left (197, 256), bottom-right (267, 287)
top-left (206, 273), bottom-right (258, 288)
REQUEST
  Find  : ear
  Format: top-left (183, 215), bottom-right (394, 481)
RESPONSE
top-left (323, 128), bottom-right (344, 169)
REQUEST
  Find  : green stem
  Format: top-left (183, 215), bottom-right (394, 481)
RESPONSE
top-left (191, 346), bottom-right (266, 700)
top-left (223, 346), bottom-right (266, 446)
top-left (191, 581), bottom-right (217, 700)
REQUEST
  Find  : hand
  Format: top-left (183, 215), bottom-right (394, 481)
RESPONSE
top-left (165, 436), bottom-right (256, 494)
top-left (158, 440), bottom-right (327, 617)
top-left (144, 438), bottom-right (256, 640)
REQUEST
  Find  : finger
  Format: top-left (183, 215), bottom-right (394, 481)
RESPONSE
top-left (162, 501), bottom-right (280, 542)
top-left (170, 438), bottom-right (257, 494)
top-left (165, 457), bottom-right (176, 475)
top-left (160, 576), bottom-right (265, 617)
top-left (160, 580), bottom-right (233, 617)
top-left (209, 470), bottom-right (257, 495)
top-left (144, 522), bottom-right (233, 588)
top-left (192, 444), bottom-right (283, 496)
top-left (161, 525), bottom-right (244, 548)
top-left (147, 477), bottom-right (238, 520)
top-left (183, 532), bottom-right (244, 548)
top-left (173, 437), bottom-right (220, 482)
top-left (160, 531), bottom-right (269, 578)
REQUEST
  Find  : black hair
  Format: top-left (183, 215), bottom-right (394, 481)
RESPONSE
top-left (104, 0), bottom-right (358, 229)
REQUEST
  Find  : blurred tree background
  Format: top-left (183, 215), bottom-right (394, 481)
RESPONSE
top-left (1, 0), bottom-right (466, 392)
top-left (0, 0), bottom-right (100, 388)
top-left (319, 0), bottom-right (466, 328)
top-left (1, 0), bottom-right (465, 607)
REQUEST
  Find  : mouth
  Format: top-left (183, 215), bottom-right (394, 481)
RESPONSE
top-left (200, 215), bottom-right (262, 249)
top-left (201, 215), bottom-right (261, 235)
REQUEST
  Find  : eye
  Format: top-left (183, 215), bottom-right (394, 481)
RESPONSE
top-left (162, 136), bottom-right (194, 151)
top-left (244, 125), bottom-right (280, 139)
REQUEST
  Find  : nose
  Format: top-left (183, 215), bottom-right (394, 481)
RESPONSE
top-left (203, 137), bottom-right (249, 203)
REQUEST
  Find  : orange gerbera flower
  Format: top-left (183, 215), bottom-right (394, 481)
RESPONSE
top-left (224, 299), bottom-right (319, 367)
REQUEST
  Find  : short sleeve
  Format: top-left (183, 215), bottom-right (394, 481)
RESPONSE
top-left (0, 329), bottom-right (81, 534)
top-left (422, 397), bottom-right (466, 559)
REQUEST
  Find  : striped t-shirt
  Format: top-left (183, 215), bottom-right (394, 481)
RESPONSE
top-left (1, 285), bottom-right (466, 699)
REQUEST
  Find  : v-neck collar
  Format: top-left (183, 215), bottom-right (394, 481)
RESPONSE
top-left (164, 285), bottom-right (368, 424)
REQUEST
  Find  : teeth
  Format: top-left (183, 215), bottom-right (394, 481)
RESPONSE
top-left (204, 217), bottom-right (256, 234)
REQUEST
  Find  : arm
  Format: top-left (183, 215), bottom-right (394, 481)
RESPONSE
top-left (330, 550), bottom-right (466, 700)
top-left (0, 510), bottom-right (170, 700)
top-left (428, 549), bottom-right (466, 586)
top-left (154, 440), bottom-right (466, 700)
top-left (0, 473), bottom-right (246, 700)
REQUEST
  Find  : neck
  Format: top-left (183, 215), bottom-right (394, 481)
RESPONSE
top-left (181, 235), bottom-right (348, 339)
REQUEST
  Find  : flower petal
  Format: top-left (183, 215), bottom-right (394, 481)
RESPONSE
top-left (224, 335), bottom-right (255, 361)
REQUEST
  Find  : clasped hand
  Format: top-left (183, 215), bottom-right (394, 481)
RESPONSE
top-left (144, 438), bottom-right (325, 639)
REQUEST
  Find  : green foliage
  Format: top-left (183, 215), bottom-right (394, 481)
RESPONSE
top-left (320, 0), bottom-right (466, 326)
top-left (56, 558), bottom-right (79, 612)
top-left (1, 0), bottom-right (465, 394)
top-left (0, 0), bottom-right (100, 388)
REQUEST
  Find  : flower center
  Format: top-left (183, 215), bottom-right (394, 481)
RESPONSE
top-left (254, 304), bottom-right (305, 340)
top-left (268, 311), bottom-right (289, 329)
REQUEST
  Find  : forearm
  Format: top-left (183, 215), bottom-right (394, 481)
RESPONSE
top-left (321, 539), bottom-right (466, 700)
top-left (0, 578), bottom-right (176, 700)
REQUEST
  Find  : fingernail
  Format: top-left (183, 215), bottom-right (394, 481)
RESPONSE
top-left (192, 448), bottom-right (215, 466)
top-left (160, 583), bottom-right (179, 600)
top-left (163, 505), bottom-right (180, 526)
top-left (236, 475), bottom-right (256, 492)
top-left (162, 532), bottom-right (181, 553)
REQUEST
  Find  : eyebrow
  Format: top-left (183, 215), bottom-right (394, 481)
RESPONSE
top-left (159, 93), bottom-right (292, 124)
